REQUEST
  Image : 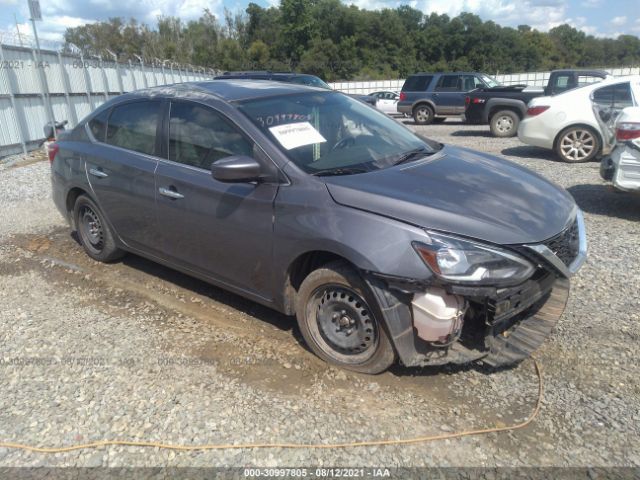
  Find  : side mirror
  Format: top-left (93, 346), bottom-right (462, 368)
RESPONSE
top-left (211, 155), bottom-right (263, 183)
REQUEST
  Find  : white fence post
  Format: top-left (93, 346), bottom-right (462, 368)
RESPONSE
top-left (57, 51), bottom-right (77, 125)
top-left (0, 43), bottom-right (28, 155)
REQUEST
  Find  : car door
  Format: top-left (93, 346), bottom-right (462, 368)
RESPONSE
top-left (84, 100), bottom-right (163, 254)
top-left (374, 92), bottom-right (392, 114)
top-left (155, 100), bottom-right (279, 298)
top-left (591, 81), bottom-right (637, 150)
top-left (432, 75), bottom-right (463, 115)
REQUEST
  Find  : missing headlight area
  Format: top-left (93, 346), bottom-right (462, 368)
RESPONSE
top-left (378, 268), bottom-right (569, 369)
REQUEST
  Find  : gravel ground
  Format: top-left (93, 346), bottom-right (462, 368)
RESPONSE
top-left (0, 120), bottom-right (639, 471)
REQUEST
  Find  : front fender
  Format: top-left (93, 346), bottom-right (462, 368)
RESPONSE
top-left (271, 180), bottom-right (435, 308)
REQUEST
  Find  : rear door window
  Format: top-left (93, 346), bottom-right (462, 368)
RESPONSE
top-left (402, 75), bottom-right (433, 92)
top-left (592, 82), bottom-right (634, 108)
top-left (168, 101), bottom-right (253, 170)
top-left (435, 75), bottom-right (461, 91)
top-left (106, 101), bottom-right (161, 155)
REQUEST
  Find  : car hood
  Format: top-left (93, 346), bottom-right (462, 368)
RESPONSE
top-left (324, 145), bottom-right (576, 245)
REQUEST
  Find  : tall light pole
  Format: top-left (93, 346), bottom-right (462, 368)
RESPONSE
top-left (28, 0), bottom-right (56, 140)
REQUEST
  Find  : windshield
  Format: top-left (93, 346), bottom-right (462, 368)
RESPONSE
top-left (289, 76), bottom-right (332, 90)
top-left (481, 75), bottom-right (502, 88)
top-left (238, 92), bottom-right (439, 175)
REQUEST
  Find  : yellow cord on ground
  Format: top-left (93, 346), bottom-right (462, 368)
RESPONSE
top-left (0, 359), bottom-right (543, 454)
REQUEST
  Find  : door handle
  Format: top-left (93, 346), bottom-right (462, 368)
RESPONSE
top-left (89, 168), bottom-right (108, 178)
top-left (159, 187), bottom-right (184, 199)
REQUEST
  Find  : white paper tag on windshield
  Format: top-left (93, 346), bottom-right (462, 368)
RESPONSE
top-left (269, 122), bottom-right (326, 150)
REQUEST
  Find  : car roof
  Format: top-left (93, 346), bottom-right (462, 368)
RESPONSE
top-left (118, 79), bottom-right (327, 103)
top-left (215, 71), bottom-right (318, 79)
top-left (581, 75), bottom-right (640, 89)
top-left (408, 72), bottom-right (482, 76)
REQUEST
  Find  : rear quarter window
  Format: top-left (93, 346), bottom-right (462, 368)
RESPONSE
top-left (402, 75), bottom-right (433, 92)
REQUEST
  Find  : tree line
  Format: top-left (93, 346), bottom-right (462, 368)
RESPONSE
top-left (63, 0), bottom-right (640, 82)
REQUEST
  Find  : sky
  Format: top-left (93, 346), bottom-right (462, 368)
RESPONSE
top-left (0, 0), bottom-right (638, 46)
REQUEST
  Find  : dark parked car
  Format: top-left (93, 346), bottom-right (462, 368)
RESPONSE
top-left (50, 80), bottom-right (586, 374)
top-left (215, 71), bottom-right (377, 107)
top-left (397, 72), bottom-right (501, 125)
top-left (465, 69), bottom-right (610, 137)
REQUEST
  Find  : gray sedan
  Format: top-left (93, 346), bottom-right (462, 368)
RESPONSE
top-left (50, 80), bottom-right (586, 374)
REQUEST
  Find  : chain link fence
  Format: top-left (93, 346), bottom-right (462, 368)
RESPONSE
top-left (0, 38), bottom-right (215, 158)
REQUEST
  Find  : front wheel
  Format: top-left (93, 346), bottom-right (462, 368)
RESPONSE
top-left (490, 110), bottom-right (519, 137)
top-left (295, 261), bottom-right (395, 374)
top-left (555, 126), bottom-right (600, 163)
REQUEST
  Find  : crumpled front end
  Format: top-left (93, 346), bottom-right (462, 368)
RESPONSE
top-left (366, 211), bottom-right (586, 368)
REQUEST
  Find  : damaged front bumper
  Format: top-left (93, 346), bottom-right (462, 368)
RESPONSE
top-left (366, 212), bottom-right (586, 368)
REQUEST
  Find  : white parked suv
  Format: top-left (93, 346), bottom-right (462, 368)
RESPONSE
top-left (518, 76), bottom-right (640, 163)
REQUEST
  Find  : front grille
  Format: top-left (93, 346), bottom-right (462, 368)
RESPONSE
top-left (542, 219), bottom-right (580, 267)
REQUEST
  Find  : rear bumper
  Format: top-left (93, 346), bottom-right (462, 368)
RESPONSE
top-left (397, 103), bottom-right (412, 114)
top-left (464, 106), bottom-right (484, 124)
top-left (602, 145), bottom-right (640, 191)
top-left (518, 117), bottom-right (555, 150)
top-left (51, 168), bottom-right (70, 224)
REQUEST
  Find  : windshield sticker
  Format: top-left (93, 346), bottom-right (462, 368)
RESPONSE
top-left (269, 122), bottom-right (327, 150)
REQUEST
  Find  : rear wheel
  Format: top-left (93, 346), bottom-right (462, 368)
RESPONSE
top-left (413, 104), bottom-right (434, 125)
top-left (295, 261), bottom-right (395, 374)
top-left (555, 126), bottom-right (600, 163)
top-left (490, 110), bottom-right (519, 137)
top-left (74, 194), bottom-right (124, 262)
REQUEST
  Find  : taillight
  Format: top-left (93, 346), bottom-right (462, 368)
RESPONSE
top-left (616, 122), bottom-right (640, 141)
top-left (465, 96), bottom-right (470, 107)
top-left (526, 106), bottom-right (550, 116)
top-left (399, 92), bottom-right (406, 101)
top-left (47, 142), bottom-right (59, 164)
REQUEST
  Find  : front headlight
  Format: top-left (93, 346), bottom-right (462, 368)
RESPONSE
top-left (413, 231), bottom-right (535, 287)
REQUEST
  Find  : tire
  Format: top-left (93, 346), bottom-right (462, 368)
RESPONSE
top-left (295, 261), bottom-right (395, 374)
top-left (555, 126), bottom-right (601, 163)
top-left (413, 104), bottom-right (434, 125)
top-left (433, 117), bottom-right (446, 124)
top-left (74, 194), bottom-right (124, 262)
top-left (490, 110), bottom-right (519, 137)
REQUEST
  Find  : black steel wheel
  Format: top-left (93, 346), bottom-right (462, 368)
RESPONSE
top-left (74, 194), bottom-right (124, 262)
top-left (309, 285), bottom-right (378, 361)
top-left (296, 261), bottom-right (395, 374)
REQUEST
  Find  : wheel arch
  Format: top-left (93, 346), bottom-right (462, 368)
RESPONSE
top-left (65, 186), bottom-right (90, 230)
top-left (282, 250), bottom-right (362, 316)
top-left (411, 100), bottom-right (436, 113)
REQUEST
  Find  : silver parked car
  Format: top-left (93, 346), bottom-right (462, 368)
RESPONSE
top-left (50, 80), bottom-right (586, 374)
